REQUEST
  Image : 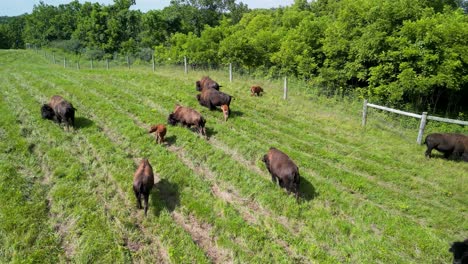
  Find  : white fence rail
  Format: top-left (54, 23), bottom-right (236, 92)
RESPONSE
top-left (362, 99), bottom-right (468, 144)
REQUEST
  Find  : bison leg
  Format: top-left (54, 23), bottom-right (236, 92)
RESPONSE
top-left (143, 194), bottom-right (150, 216)
top-left (425, 147), bottom-right (433, 158)
top-left (133, 189), bottom-right (142, 209)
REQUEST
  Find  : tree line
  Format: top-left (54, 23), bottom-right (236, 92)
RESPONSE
top-left (1, 0), bottom-right (467, 115)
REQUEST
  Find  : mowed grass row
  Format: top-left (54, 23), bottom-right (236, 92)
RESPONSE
top-left (0, 50), bottom-right (466, 263)
top-left (30, 55), bottom-right (465, 262)
top-left (60, 66), bottom-right (466, 262)
top-left (6, 52), bottom-right (309, 262)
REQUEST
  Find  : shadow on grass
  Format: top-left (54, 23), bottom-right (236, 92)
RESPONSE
top-left (229, 110), bottom-right (244, 118)
top-left (74, 117), bottom-right (94, 129)
top-left (151, 178), bottom-right (180, 216)
top-left (164, 135), bottom-right (177, 146)
top-left (299, 176), bottom-right (318, 202)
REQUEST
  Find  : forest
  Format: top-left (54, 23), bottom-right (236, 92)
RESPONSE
top-left (1, 0), bottom-right (468, 115)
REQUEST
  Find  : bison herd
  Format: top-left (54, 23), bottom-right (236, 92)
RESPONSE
top-left (38, 77), bottom-right (466, 261)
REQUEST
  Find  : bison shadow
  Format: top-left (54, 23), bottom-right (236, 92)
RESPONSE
top-left (151, 178), bottom-right (180, 216)
top-left (299, 176), bottom-right (317, 202)
top-left (74, 117), bottom-right (94, 129)
top-left (164, 135), bottom-right (177, 146)
top-left (205, 127), bottom-right (217, 138)
top-left (229, 110), bottom-right (244, 118)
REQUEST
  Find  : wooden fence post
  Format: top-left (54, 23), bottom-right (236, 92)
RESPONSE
top-left (184, 56), bottom-right (188, 74)
top-left (417, 112), bottom-right (428, 145)
top-left (127, 55), bottom-right (130, 69)
top-left (283, 77), bottom-right (288, 100)
top-left (152, 54), bottom-right (155, 72)
top-left (63, 58), bottom-right (66, 68)
top-left (229, 63), bottom-right (232, 82)
top-left (362, 99), bottom-right (368, 127)
top-left (77, 61), bottom-right (80, 70)
top-left (53, 53), bottom-right (56, 64)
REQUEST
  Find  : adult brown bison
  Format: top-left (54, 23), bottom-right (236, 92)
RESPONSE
top-left (167, 104), bottom-right (206, 137)
top-left (450, 239), bottom-right (468, 264)
top-left (133, 158), bottom-right (155, 216)
top-left (250, 85), bottom-right (264, 96)
top-left (424, 133), bottom-right (468, 162)
top-left (262, 147), bottom-right (300, 202)
top-left (47, 95), bottom-right (76, 131)
top-left (149, 124), bottom-right (167, 144)
top-left (196, 88), bottom-right (232, 113)
top-left (196, 76), bottom-right (221, 91)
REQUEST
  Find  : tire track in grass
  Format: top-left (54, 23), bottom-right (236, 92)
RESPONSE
top-left (20, 73), bottom-right (283, 263)
top-left (9, 76), bottom-right (190, 264)
top-left (55, 73), bottom-right (319, 263)
top-left (55, 70), bottom-right (421, 262)
top-left (57, 72), bottom-right (413, 263)
top-left (80, 72), bottom-right (454, 262)
top-left (1, 83), bottom-right (129, 263)
top-left (21, 60), bottom-right (454, 262)
top-left (84, 71), bottom-right (466, 233)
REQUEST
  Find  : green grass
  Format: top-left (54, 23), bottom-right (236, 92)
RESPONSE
top-left (0, 49), bottom-right (467, 263)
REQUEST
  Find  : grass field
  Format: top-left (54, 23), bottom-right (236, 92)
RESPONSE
top-left (0, 49), bottom-right (467, 263)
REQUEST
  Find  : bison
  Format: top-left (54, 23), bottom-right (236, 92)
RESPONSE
top-left (424, 133), bottom-right (468, 162)
top-left (221, 105), bottom-right (229, 122)
top-left (196, 76), bottom-right (221, 91)
top-left (149, 124), bottom-right (167, 144)
top-left (168, 104), bottom-right (206, 137)
top-left (250, 85), bottom-right (264, 96)
top-left (41, 104), bottom-right (56, 121)
top-left (262, 147), bottom-right (300, 202)
top-left (196, 88), bottom-right (232, 113)
top-left (133, 158), bottom-right (155, 216)
top-left (450, 239), bottom-right (468, 264)
top-left (47, 95), bottom-right (76, 131)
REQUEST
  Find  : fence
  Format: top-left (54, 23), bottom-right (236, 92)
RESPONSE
top-left (37, 49), bottom-right (292, 100)
top-left (361, 99), bottom-right (468, 144)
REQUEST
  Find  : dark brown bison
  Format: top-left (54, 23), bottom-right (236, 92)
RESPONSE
top-left (221, 105), bottom-right (229, 122)
top-left (424, 133), bottom-right (468, 162)
top-left (450, 239), bottom-right (468, 264)
top-left (196, 88), bottom-right (232, 113)
top-left (250, 85), bottom-right (264, 96)
top-left (133, 158), bottom-right (155, 216)
top-left (196, 76), bottom-right (221, 91)
top-left (48, 95), bottom-right (76, 131)
top-left (167, 104), bottom-right (206, 137)
top-left (41, 104), bottom-right (56, 121)
top-left (262, 147), bottom-right (300, 202)
top-left (149, 124), bottom-right (167, 144)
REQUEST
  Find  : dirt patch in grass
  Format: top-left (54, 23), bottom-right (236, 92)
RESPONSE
top-left (171, 211), bottom-right (233, 264)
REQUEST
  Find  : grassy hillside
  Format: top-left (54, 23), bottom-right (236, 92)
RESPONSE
top-left (0, 49), bottom-right (466, 263)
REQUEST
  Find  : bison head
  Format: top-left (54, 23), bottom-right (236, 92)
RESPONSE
top-left (41, 104), bottom-right (55, 120)
top-left (167, 113), bottom-right (178, 126)
top-left (450, 240), bottom-right (468, 264)
top-left (196, 81), bottom-right (202, 91)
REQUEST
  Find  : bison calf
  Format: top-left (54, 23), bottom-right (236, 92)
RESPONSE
top-left (133, 159), bottom-right (155, 216)
top-left (48, 95), bottom-right (76, 131)
top-left (450, 239), bottom-right (468, 264)
top-left (168, 104), bottom-right (206, 137)
top-left (262, 147), bottom-right (300, 201)
top-left (424, 133), bottom-right (468, 161)
top-left (149, 124), bottom-right (167, 144)
top-left (250, 86), bottom-right (264, 96)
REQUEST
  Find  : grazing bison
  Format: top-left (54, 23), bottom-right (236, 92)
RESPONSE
top-left (196, 88), bottom-right (232, 113)
top-left (41, 104), bottom-right (56, 121)
top-left (133, 158), bottom-right (155, 216)
top-left (221, 105), bottom-right (229, 122)
top-left (262, 147), bottom-right (300, 202)
top-left (196, 76), bottom-right (221, 91)
top-left (168, 104), bottom-right (206, 137)
top-left (424, 133), bottom-right (468, 161)
top-left (47, 95), bottom-right (76, 131)
top-left (250, 85), bottom-right (264, 96)
top-left (450, 239), bottom-right (468, 264)
top-left (149, 124), bottom-right (167, 144)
